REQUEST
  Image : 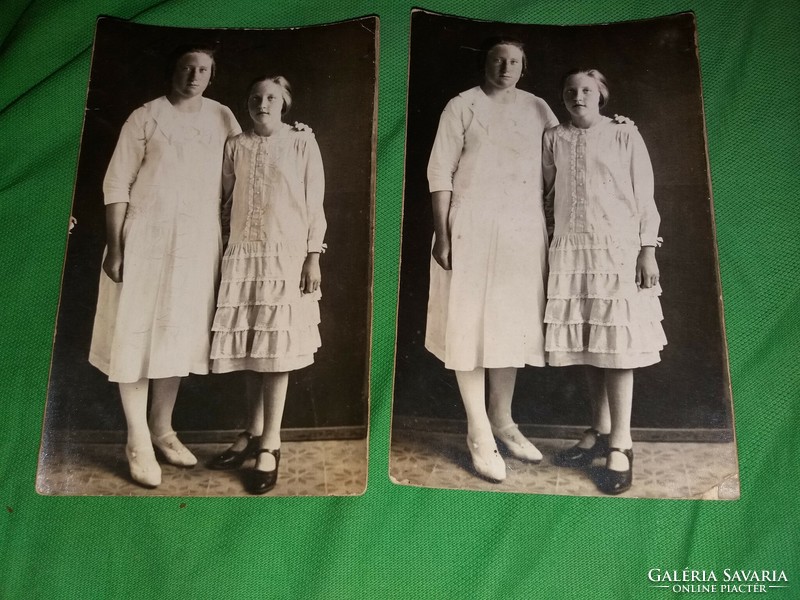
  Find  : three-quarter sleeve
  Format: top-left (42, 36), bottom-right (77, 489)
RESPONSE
top-left (304, 135), bottom-right (326, 253)
top-left (629, 129), bottom-right (660, 246)
top-left (102, 108), bottom-right (149, 205)
top-left (427, 98), bottom-right (466, 193)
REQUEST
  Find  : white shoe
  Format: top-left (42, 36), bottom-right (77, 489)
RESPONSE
top-left (151, 431), bottom-right (197, 467)
top-left (491, 423), bottom-right (543, 463)
top-left (126, 445), bottom-right (162, 488)
top-left (467, 436), bottom-right (506, 482)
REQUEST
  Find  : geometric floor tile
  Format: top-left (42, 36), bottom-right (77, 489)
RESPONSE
top-left (390, 430), bottom-right (739, 500)
top-left (37, 439), bottom-right (367, 497)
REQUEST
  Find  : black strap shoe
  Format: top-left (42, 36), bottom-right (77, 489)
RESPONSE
top-left (597, 447), bottom-right (634, 495)
top-left (552, 428), bottom-right (610, 467)
top-left (207, 431), bottom-right (261, 470)
top-left (248, 449), bottom-right (281, 495)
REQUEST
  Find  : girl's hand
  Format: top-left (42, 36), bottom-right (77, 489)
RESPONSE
top-left (636, 246), bottom-right (659, 288)
top-left (432, 234), bottom-right (452, 271)
top-left (300, 253), bottom-right (321, 294)
top-left (103, 248), bottom-right (123, 283)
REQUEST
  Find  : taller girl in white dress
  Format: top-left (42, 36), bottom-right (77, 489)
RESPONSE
top-left (426, 37), bottom-right (557, 482)
top-left (89, 45), bottom-right (241, 487)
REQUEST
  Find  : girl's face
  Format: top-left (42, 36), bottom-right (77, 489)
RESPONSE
top-left (563, 73), bottom-right (603, 121)
top-left (171, 52), bottom-right (213, 99)
top-left (248, 80), bottom-right (285, 127)
top-left (484, 44), bottom-right (524, 91)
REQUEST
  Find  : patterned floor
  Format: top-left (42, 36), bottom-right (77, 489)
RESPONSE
top-left (390, 430), bottom-right (740, 500)
top-left (37, 439), bottom-right (367, 497)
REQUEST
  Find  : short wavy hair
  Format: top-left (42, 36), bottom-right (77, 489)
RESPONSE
top-left (560, 68), bottom-right (610, 108)
top-left (247, 75), bottom-right (293, 115)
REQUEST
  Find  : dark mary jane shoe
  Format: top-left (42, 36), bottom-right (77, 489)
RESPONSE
top-left (552, 428), bottom-right (610, 467)
top-left (597, 447), bottom-right (634, 495)
top-left (248, 449), bottom-right (281, 495)
top-left (207, 431), bottom-right (261, 470)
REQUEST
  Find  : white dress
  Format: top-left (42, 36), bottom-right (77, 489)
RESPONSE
top-left (425, 87), bottom-right (558, 370)
top-left (210, 125), bottom-right (326, 373)
top-left (89, 96), bottom-right (241, 383)
top-left (543, 117), bottom-right (667, 368)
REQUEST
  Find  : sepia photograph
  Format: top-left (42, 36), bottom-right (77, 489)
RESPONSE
top-left (37, 16), bottom-right (377, 496)
top-left (390, 10), bottom-right (738, 499)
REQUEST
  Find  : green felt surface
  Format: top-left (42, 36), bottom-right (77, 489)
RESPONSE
top-left (0, 1), bottom-right (798, 598)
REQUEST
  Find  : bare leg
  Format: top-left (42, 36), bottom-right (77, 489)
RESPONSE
top-left (605, 368), bottom-right (634, 471)
top-left (455, 368), bottom-right (505, 481)
top-left (255, 372), bottom-right (289, 471)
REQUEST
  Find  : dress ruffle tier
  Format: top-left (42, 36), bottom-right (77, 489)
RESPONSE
top-left (211, 241), bottom-right (321, 373)
top-left (545, 233), bottom-right (666, 368)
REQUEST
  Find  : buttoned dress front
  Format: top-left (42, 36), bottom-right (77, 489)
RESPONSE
top-left (426, 87), bottom-right (558, 371)
top-left (89, 96), bottom-right (241, 383)
top-left (543, 117), bottom-right (667, 368)
top-left (210, 126), bottom-right (326, 373)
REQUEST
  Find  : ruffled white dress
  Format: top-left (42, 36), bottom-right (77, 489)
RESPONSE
top-left (425, 87), bottom-right (558, 370)
top-left (210, 125), bottom-right (326, 373)
top-left (89, 97), bottom-right (241, 383)
top-left (543, 117), bottom-right (667, 368)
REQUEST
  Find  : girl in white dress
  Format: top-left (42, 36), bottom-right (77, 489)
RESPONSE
top-left (90, 45), bottom-right (241, 487)
top-left (426, 38), bottom-right (557, 482)
top-left (544, 69), bottom-right (666, 494)
top-left (207, 76), bottom-right (325, 494)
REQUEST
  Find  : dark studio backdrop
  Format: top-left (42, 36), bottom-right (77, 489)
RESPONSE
top-left (41, 17), bottom-right (376, 440)
top-left (394, 11), bottom-right (732, 438)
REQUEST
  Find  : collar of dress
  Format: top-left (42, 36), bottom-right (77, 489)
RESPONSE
top-left (146, 96), bottom-right (212, 141)
top-left (239, 124), bottom-right (292, 151)
top-left (460, 86), bottom-right (523, 130)
top-left (557, 116), bottom-right (614, 141)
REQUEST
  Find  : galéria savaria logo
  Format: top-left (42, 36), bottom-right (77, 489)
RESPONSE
top-left (647, 569), bottom-right (790, 594)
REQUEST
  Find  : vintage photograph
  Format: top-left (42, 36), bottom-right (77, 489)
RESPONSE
top-left (390, 10), bottom-right (738, 499)
top-left (37, 16), bottom-right (377, 496)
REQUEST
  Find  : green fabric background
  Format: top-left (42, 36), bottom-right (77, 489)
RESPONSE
top-left (0, 0), bottom-right (797, 598)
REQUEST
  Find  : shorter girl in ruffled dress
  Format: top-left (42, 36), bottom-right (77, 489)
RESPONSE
top-left (207, 76), bottom-right (325, 494)
top-left (543, 69), bottom-right (666, 495)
